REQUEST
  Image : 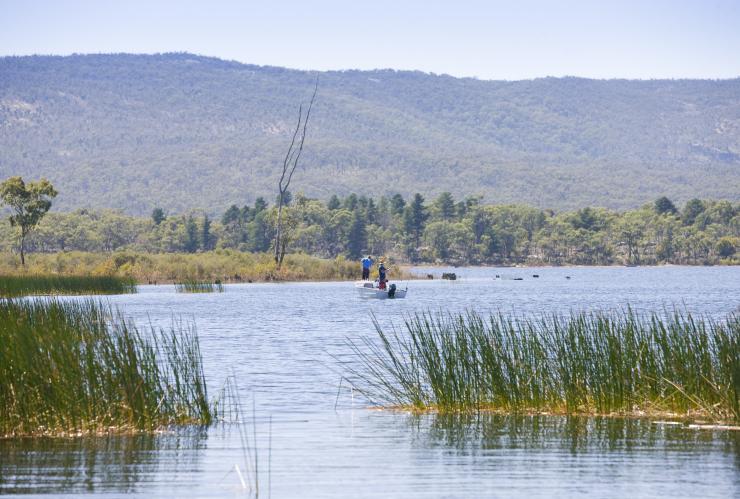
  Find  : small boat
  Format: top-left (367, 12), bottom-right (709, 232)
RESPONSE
top-left (355, 281), bottom-right (407, 299)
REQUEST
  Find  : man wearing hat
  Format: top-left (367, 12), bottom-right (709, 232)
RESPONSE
top-left (377, 258), bottom-right (388, 290)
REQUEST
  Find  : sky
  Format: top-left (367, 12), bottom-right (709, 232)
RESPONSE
top-left (1, 0), bottom-right (739, 80)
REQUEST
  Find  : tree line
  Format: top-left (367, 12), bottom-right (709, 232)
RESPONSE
top-left (2, 188), bottom-right (737, 266)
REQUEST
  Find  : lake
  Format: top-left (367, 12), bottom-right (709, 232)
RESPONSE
top-left (1, 266), bottom-right (739, 497)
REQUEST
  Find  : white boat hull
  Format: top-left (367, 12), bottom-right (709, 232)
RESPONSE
top-left (355, 282), bottom-right (407, 299)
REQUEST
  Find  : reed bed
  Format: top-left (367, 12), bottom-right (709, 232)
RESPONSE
top-left (349, 310), bottom-right (739, 422)
top-left (0, 251), bottom-right (382, 284)
top-left (174, 279), bottom-right (224, 293)
top-left (0, 274), bottom-right (136, 297)
top-left (0, 299), bottom-right (213, 437)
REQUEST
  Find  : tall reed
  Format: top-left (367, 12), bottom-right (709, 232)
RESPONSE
top-left (349, 310), bottom-right (739, 421)
top-left (174, 278), bottom-right (224, 293)
top-left (0, 274), bottom-right (136, 297)
top-left (0, 299), bottom-right (212, 437)
top-left (0, 250), bottom-right (380, 284)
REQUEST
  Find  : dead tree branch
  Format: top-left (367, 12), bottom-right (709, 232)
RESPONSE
top-left (274, 77), bottom-right (318, 267)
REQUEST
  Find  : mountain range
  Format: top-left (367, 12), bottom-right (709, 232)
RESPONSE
top-left (1, 53), bottom-right (738, 215)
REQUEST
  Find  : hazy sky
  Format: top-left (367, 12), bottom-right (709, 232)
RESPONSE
top-left (1, 0), bottom-right (739, 79)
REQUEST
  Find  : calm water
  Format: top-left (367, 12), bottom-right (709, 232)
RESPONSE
top-left (1, 266), bottom-right (739, 498)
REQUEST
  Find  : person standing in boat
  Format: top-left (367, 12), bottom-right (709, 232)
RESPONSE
top-left (361, 255), bottom-right (374, 281)
top-left (377, 258), bottom-right (388, 290)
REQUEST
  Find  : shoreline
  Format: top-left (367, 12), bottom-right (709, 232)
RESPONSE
top-left (2, 258), bottom-right (737, 289)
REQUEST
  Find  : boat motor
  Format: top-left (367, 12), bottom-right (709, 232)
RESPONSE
top-left (388, 283), bottom-right (396, 298)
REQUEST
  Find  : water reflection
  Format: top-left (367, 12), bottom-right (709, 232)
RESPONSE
top-left (410, 413), bottom-right (740, 457)
top-left (0, 428), bottom-right (207, 494)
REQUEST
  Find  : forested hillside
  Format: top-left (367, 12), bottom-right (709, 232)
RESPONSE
top-left (1, 53), bottom-right (739, 214)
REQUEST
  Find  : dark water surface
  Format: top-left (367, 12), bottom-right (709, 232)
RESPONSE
top-left (2, 266), bottom-right (739, 497)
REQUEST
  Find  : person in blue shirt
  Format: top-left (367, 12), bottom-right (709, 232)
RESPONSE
top-left (361, 255), bottom-right (374, 280)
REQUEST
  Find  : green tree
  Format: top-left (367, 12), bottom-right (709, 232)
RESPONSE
top-left (654, 196), bottom-right (677, 215)
top-left (709, 200), bottom-right (736, 225)
top-left (403, 194), bottom-right (428, 261)
top-left (682, 199), bottom-right (705, 225)
top-left (390, 194), bottom-right (406, 216)
top-left (270, 204), bottom-right (302, 263)
top-left (327, 195), bottom-right (341, 210)
top-left (365, 198), bottom-right (378, 224)
top-left (456, 195), bottom-right (481, 219)
top-left (247, 210), bottom-right (272, 252)
top-left (432, 192), bottom-right (456, 221)
top-left (615, 211), bottom-right (647, 265)
top-left (240, 205), bottom-right (253, 222)
top-left (253, 197), bottom-right (268, 214)
top-left (343, 193), bottom-right (358, 211)
top-left (569, 207), bottom-right (597, 231)
top-left (0, 176), bottom-right (58, 265)
top-left (201, 214), bottom-right (214, 251)
top-left (151, 207), bottom-right (166, 225)
top-left (221, 205), bottom-right (241, 225)
top-left (653, 215), bottom-right (679, 261)
top-left (347, 211), bottom-right (367, 259)
top-left (184, 215), bottom-right (199, 253)
top-left (325, 209), bottom-right (353, 256)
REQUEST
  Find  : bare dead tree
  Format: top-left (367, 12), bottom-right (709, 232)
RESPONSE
top-left (274, 78), bottom-right (318, 268)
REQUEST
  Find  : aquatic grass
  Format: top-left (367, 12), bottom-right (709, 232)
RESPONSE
top-left (0, 298), bottom-right (213, 437)
top-left (0, 274), bottom-right (136, 297)
top-left (174, 278), bottom-right (224, 293)
top-left (349, 310), bottom-right (739, 422)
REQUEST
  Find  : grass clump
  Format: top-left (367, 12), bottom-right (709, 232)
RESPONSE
top-left (0, 298), bottom-right (212, 437)
top-left (0, 274), bottom-right (136, 297)
top-left (174, 278), bottom-right (224, 293)
top-left (350, 310), bottom-right (739, 422)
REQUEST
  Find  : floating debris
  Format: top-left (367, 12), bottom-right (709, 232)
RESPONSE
top-left (688, 424), bottom-right (740, 431)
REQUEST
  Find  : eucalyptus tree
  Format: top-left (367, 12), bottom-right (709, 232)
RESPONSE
top-left (0, 176), bottom-right (58, 265)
